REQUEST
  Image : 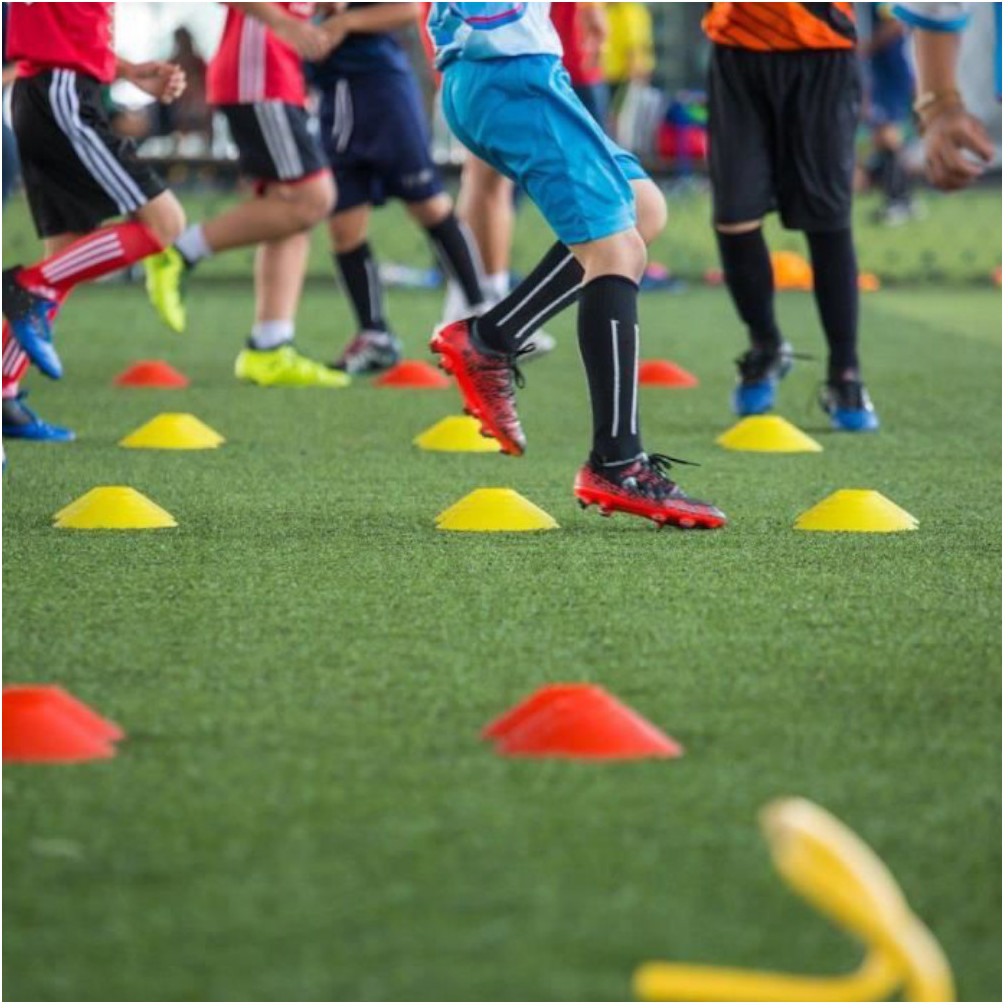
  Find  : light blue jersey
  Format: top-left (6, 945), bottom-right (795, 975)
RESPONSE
top-left (892, 2), bottom-right (971, 32)
top-left (427, 2), bottom-right (562, 69)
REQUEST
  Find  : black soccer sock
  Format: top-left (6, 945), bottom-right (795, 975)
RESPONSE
top-left (806, 228), bottom-right (860, 380)
top-left (335, 242), bottom-right (386, 332)
top-left (577, 275), bottom-right (643, 463)
top-left (878, 148), bottom-right (911, 205)
top-left (475, 242), bottom-right (584, 353)
top-left (716, 228), bottom-right (782, 351)
top-left (426, 214), bottom-right (485, 309)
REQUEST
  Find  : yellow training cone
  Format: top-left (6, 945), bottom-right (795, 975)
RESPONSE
top-left (634, 797), bottom-right (954, 1002)
top-left (795, 490), bottom-right (918, 533)
top-left (119, 413), bottom-right (224, 450)
top-left (435, 488), bottom-right (558, 532)
top-left (414, 415), bottom-right (502, 453)
top-left (53, 486), bottom-right (177, 530)
top-left (717, 415), bottom-right (822, 453)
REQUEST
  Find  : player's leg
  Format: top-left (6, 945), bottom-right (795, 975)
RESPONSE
top-left (806, 225), bottom-right (877, 430)
top-left (4, 70), bottom-right (179, 379)
top-left (874, 125), bottom-right (917, 224)
top-left (233, 183), bottom-right (346, 390)
top-left (432, 56), bottom-right (725, 527)
top-left (706, 44), bottom-right (793, 417)
top-left (328, 202), bottom-right (403, 375)
top-left (146, 102), bottom-right (334, 334)
top-left (315, 74), bottom-right (402, 376)
top-left (780, 52), bottom-right (878, 432)
top-left (408, 192), bottom-right (486, 317)
top-left (188, 173), bottom-right (332, 255)
top-left (2, 234), bottom-right (77, 442)
top-left (444, 154), bottom-right (557, 360)
top-left (446, 156), bottom-right (513, 316)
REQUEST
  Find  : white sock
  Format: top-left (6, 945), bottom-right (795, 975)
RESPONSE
top-left (250, 319), bottom-right (294, 350)
top-left (175, 224), bottom-right (212, 265)
top-left (442, 271), bottom-right (510, 323)
top-left (441, 277), bottom-right (467, 325)
top-left (485, 271), bottom-right (510, 302)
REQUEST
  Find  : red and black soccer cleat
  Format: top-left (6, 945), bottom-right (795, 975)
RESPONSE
top-left (574, 453), bottom-right (727, 529)
top-left (430, 318), bottom-right (527, 456)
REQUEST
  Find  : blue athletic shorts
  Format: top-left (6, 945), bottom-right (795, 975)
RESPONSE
top-left (441, 54), bottom-right (646, 245)
top-left (869, 78), bottom-right (914, 126)
top-left (318, 70), bottom-right (444, 212)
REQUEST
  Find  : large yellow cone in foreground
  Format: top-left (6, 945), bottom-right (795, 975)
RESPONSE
top-left (414, 415), bottom-right (501, 453)
top-left (119, 413), bottom-right (224, 450)
top-left (435, 488), bottom-right (558, 532)
top-left (53, 487), bottom-right (177, 530)
top-left (717, 415), bottom-right (822, 453)
top-left (795, 490), bottom-right (918, 533)
top-left (634, 797), bottom-right (954, 1002)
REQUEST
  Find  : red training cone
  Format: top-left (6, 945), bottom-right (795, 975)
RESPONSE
top-left (3, 686), bottom-right (122, 762)
top-left (114, 360), bottom-right (190, 388)
top-left (483, 684), bottom-right (683, 760)
top-left (638, 360), bottom-right (698, 388)
top-left (374, 360), bottom-right (451, 389)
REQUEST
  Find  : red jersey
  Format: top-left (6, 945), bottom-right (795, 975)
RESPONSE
top-left (207, 2), bottom-right (315, 107)
top-left (551, 3), bottom-right (604, 87)
top-left (6, 2), bottom-right (116, 83)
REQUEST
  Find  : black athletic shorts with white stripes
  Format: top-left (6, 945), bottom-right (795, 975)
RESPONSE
top-left (11, 69), bottom-right (166, 238)
top-left (218, 101), bottom-right (327, 185)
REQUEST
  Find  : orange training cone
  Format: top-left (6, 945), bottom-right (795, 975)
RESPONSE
top-left (771, 250), bottom-right (814, 291)
top-left (638, 359), bottom-right (699, 388)
top-left (484, 684), bottom-right (683, 760)
top-left (374, 360), bottom-right (451, 389)
top-left (4, 685), bottom-right (123, 742)
top-left (114, 360), bottom-right (190, 388)
top-left (2, 686), bottom-right (122, 762)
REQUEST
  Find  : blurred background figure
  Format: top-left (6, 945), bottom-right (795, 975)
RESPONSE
top-left (550, 2), bottom-right (610, 128)
top-left (860, 2), bottom-right (919, 225)
top-left (603, 0), bottom-right (655, 98)
top-left (603, 2), bottom-right (658, 156)
top-left (156, 27), bottom-right (211, 153)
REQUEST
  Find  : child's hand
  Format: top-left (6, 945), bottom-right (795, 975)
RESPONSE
top-left (126, 61), bottom-right (187, 104)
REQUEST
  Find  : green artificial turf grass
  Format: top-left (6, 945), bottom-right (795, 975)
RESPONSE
top-left (2, 181), bottom-right (1001, 283)
top-left (2, 269), bottom-right (1001, 1000)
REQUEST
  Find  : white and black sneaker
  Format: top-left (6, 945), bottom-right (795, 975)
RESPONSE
top-left (332, 330), bottom-right (403, 376)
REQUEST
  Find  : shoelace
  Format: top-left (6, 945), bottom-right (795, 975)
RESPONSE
top-left (9, 392), bottom-right (39, 423)
top-left (473, 343), bottom-right (535, 394)
top-left (817, 378), bottom-right (867, 411)
top-left (630, 453), bottom-right (698, 500)
top-left (736, 347), bottom-right (813, 380)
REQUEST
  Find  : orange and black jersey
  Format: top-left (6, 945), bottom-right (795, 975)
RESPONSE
top-left (703, 3), bottom-right (857, 51)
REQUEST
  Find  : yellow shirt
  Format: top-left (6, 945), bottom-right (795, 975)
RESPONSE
top-left (603, 2), bottom-right (655, 83)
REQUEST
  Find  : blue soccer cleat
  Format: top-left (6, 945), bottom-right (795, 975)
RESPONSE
top-left (820, 379), bottom-right (880, 432)
top-left (2, 392), bottom-right (75, 441)
top-left (2, 267), bottom-right (61, 379)
top-left (731, 341), bottom-right (794, 416)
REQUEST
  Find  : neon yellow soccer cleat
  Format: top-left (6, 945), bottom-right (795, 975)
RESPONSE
top-left (144, 247), bottom-right (188, 334)
top-left (234, 345), bottom-right (351, 388)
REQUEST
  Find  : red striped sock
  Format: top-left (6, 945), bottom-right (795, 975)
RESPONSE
top-left (2, 320), bottom-right (30, 397)
top-left (17, 222), bottom-right (163, 299)
top-left (3, 288), bottom-right (70, 395)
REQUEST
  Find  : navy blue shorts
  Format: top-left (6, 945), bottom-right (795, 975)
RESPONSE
top-left (869, 79), bottom-right (914, 127)
top-left (318, 70), bottom-right (444, 212)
